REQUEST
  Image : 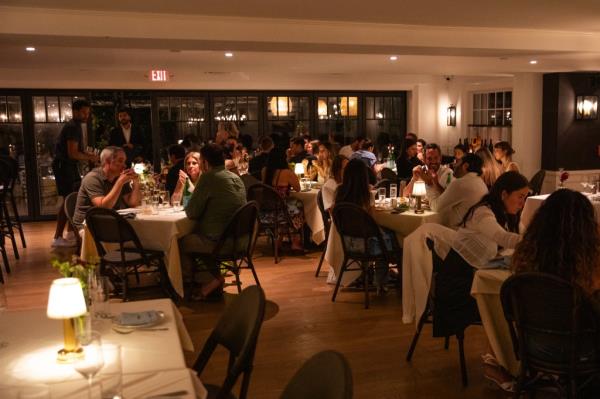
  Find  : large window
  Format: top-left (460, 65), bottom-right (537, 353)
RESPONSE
top-left (365, 95), bottom-right (406, 157)
top-left (158, 96), bottom-right (207, 159)
top-left (472, 91), bottom-right (512, 126)
top-left (213, 95), bottom-right (259, 144)
top-left (0, 95), bottom-right (27, 216)
top-left (265, 95), bottom-right (311, 137)
top-left (316, 96), bottom-right (358, 143)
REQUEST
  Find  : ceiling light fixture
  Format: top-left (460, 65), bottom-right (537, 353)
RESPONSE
top-left (389, 56), bottom-right (398, 61)
top-left (25, 47), bottom-right (36, 52)
top-left (225, 52), bottom-right (234, 58)
top-left (529, 60), bottom-right (538, 65)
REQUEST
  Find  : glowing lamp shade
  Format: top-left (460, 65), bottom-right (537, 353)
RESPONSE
top-left (47, 278), bottom-right (87, 319)
top-left (269, 96), bottom-right (291, 117)
top-left (576, 96), bottom-right (598, 120)
top-left (412, 180), bottom-right (427, 197)
top-left (294, 163), bottom-right (305, 176)
top-left (133, 163), bottom-right (145, 174)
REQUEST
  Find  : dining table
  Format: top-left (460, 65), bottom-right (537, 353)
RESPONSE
top-left (325, 204), bottom-right (440, 286)
top-left (290, 188), bottom-right (326, 245)
top-left (521, 193), bottom-right (600, 228)
top-left (0, 298), bottom-right (206, 398)
top-left (81, 207), bottom-right (195, 298)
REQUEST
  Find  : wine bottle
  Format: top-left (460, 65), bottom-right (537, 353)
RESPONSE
top-left (182, 177), bottom-right (192, 208)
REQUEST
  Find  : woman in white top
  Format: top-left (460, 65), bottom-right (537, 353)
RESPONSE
top-left (453, 171), bottom-right (529, 392)
top-left (493, 141), bottom-right (519, 173)
top-left (321, 154), bottom-right (349, 211)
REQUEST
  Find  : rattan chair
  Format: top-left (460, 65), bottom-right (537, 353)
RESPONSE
top-left (330, 202), bottom-right (401, 309)
top-left (190, 201), bottom-right (260, 293)
top-left (193, 285), bottom-right (266, 399)
top-left (501, 272), bottom-right (600, 398)
top-left (280, 350), bottom-right (353, 399)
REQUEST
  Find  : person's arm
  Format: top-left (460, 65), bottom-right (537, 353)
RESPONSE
top-left (185, 175), bottom-right (209, 220)
top-left (474, 208), bottom-right (521, 249)
top-left (123, 174), bottom-right (141, 207)
top-left (287, 170), bottom-right (301, 192)
top-left (67, 140), bottom-right (98, 162)
top-left (91, 170), bottom-right (136, 209)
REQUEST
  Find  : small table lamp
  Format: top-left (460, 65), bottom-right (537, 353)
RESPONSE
top-left (412, 180), bottom-right (427, 214)
top-left (46, 278), bottom-right (88, 363)
top-left (294, 163), bottom-right (305, 178)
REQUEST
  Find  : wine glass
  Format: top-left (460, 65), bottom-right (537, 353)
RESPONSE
top-left (0, 285), bottom-right (8, 349)
top-left (378, 187), bottom-right (386, 204)
top-left (73, 332), bottom-right (104, 399)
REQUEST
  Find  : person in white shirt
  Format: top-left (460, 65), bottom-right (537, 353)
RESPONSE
top-left (427, 153), bottom-right (488, 228)
top-left (404, 143), bottom-right (453, 196)
top-left (321, 154), bottom-right (349, 211)
top-left (338, 136), bottom-right (365, 159)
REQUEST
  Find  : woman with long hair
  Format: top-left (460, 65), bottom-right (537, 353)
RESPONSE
top-left (493, 141), bottom-right (519, 173)
top-left (475, 148), bottom-right (503, 189)
top-left (416, 138), bottom-right (427, 162)
top-left (261, 148), bottom-right (305, 251)
top-left (172, 151), bottom-right (201, 203)
top-left (321, 154), bottom-right (349, 211)
top-left (512, 189), bottom-right (600, 294)
top-left (395, 138), bottom-right (422, 181)
top-left (307, 142), bottom-right (334, 183)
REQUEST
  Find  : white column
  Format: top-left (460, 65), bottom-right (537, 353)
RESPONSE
top-left (512, 73), bottom-right (543, 179)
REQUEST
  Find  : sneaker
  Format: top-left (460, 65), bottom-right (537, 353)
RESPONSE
top-left (51, 237), bottom-right (77, 248)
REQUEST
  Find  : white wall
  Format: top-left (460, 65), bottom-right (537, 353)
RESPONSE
top-left (512, 73), bottom-right (543, 178)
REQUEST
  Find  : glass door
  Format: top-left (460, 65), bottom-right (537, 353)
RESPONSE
top-left (0, 95), bottom-right (27, 216)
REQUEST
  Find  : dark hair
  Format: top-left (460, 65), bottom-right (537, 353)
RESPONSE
top-left (494, 141), bottom-right (515, 157)
top-left (72, 99), bottom-right (90, 111)
top-left (360, 139), bottom-right (373, 151)
top-left (334, 159), bottom-right (371, 210)
top-left (454, 143), bottom-right (468, 153)
top-left (199, 143), bottom-right (225, 167)
top-left (461, 171), bottom-right (528, 233)
top-left (168, 144), bottom-right (186, 160)
top-left (263, 148), bottom-right (289, 186)
top-left (239, 133), bottom-right (253, 151)
top-left (331, 154), bottom-right (348, 183)
top-left (353, 135), bottom-right (366, 143)
top-left (512, 189), bottom-right (600, 293)
top-left (291, 137), bottom-right (305, 147)
top-left (259, 136), bottom-right (274, 152)
top-left (406, 132), bottom-right (418, 141)
top-left (424, 142), bottom-right (441, 154)
top-left (417, 138), bottom-right (427, 148)
top-left (117, 107), bottom-right (131, 116)
top-left (460, 153), bottom-right (483, 175)
top-left (398, 138), bottom-right (417, 161)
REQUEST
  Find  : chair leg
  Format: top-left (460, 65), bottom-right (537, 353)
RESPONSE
top-left (247, 258), bottom-right (260, 287)
top-left (457, 332), bottom-right (468, 387)
top-left (10, 195), bottom-right (26, 248)
top-left (234, 267), bottom-right (242, 294)
top-left (406, 307), bottom-right (429, 361)
top-left (364, 263), bottom-right (370, 309)
top-left (315, 246), bottom-right (326, 277)
top-left (444, 336), bottom-right (450, 350)
top-left (273, 229), bottom-right (280, 264)
top-left (1, 242), bottom-right (10, 275)
top-left (331, 258), bottom-right (347, 302)
top-left (3, 204), bottom-right (19, 259)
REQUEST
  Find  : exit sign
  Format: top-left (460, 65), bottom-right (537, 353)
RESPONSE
top-left (149, 70), bottom-right (170, 82)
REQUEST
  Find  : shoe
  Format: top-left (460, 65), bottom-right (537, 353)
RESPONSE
top-left (483, 363), bottom-right (516, 393)
top-left (51, 237), bottom-right (77, 248)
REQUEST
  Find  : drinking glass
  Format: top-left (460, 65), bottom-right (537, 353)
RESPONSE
top-left (99, 343), bottom-right (122, 399)
top-left (151, 195), bottom-right (160, 215)
top-left (159, 190), bottom-right (170, 208)
top-left (73, 332), bottom-right (105, 399)
top-left (0, 285), bottom-right (8, 349)
top-left (389, 183), bottom-right (397, 199)
top-left (92, 276), bottom-right (111, 320)
top-left (171, 192), bottom-right (182, 212)
top-left (378, 187), bottom-right (386, 204)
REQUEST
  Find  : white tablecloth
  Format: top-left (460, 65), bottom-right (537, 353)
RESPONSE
top-left (0, 298), bottom-right (206, 398)
top-left (325, 208), bottom-right (441, 286)
top-left (290, 189), bottom-right (326, 245)
top-left (471, 269), bottom-right (519, 376)
top-left (81, 209), bottom-right (196, 297)
top-left (521, 193), bottom-right (600, 228)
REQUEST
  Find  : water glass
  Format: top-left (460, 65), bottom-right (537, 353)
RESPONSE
top-left (73, 332), bottom-right (105, 399)
top-left (378, 187), bottom-right (386, 203)
top-left (99, 343), bottom-right (122, 399)
top-left (389, 184), bottom-right (397, 199)
top-left (92, 276), bottom-right (111, 320)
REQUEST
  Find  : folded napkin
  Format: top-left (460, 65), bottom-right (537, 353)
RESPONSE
top-left (115, 311), bottom-right (160, 326)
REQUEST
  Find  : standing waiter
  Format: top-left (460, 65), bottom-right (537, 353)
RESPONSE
top-left (51, 99), bottom-right (99, 247)
top-left (109, 108), bottom-right (144, 166)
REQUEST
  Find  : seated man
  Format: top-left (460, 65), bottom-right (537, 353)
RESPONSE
top-left (350, 139), bottom-right (378, 184)
top-left (339, 135), bottom-right (365, 158)
top-left (72, 146), bottom-right (141, 232)
top-left (178, 143), bottom-right (246, 299)
top-left (287, 137), bottom-right (314, 163)
top-left (427, 153), bottom-right (488, 228)
top-left (404, 143), bottom-right (454, 196)
top-left (165, 144), bottom-right (186, 196)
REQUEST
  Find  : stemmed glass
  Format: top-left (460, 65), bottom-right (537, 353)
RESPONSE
top-left (73, 331), bottom-right (104, 399)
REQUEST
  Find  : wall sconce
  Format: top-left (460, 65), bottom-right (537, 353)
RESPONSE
top-left (576, 95), bottom-right (598, 120)
top-left (446, 105), bottom-right (457, 126)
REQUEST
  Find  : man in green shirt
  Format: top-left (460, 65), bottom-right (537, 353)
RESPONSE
top-left (179, 143), bottom-right (246, 298)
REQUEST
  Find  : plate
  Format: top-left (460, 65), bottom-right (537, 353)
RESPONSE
top-left (112, 310), bottom-right (165, 328)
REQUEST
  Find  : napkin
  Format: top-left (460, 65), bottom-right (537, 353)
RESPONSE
top-left (115, 311), bottom-right (160, 326)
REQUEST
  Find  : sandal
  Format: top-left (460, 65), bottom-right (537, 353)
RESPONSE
top-left (483, 363), bottom-right (516, 393)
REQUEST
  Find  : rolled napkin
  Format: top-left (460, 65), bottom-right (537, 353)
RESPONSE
top-left (114, 310), bottom-right (162, 326)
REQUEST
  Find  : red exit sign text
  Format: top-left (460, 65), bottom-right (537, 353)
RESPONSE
top-left (149, 70), bottom-right (170, 82)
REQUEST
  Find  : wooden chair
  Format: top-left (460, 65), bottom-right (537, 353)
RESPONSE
top-left (0, 161), bottom-right (19, 260)
top-left (529, 169), bottom-right (545, 195)
top-left (193, 285), bottom-right (266, 399)
top-left (0, 156), bottom-right (26, 249)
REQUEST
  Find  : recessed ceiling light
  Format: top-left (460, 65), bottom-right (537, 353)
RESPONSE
top-left (389, 55), bottom-right (398, 61)
top-left (529, 60), bottom-right (538, 65)
top-left (225, 52), bottom-right (234, 58)
top-left (25, 47), bottom-right (36, 52)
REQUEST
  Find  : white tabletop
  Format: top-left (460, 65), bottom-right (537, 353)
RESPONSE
top-left (0, 298), bottom-right (205, 398)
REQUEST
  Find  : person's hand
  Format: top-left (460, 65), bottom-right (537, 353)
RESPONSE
top-left (117, 169), bottom-right (135, 186)
top-left (421, 169), bottom-right (435, 185)
top-left (412, 165), bottom-right (422, 179)
top-left (178, 170), bottom-right (189, 185)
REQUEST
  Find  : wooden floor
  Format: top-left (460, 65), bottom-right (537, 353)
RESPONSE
top-left (4, 222), bottom-right (519, 399)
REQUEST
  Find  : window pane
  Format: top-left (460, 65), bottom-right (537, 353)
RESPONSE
top-left (35, 123), bottom-right (65, 215)
top-left (298, 97), bottom-right (309, 120)
top-left (328, 97), bottom-right (339, 118)
top-left (504, 91), bottom-right (512, 108)
top-left (247, 96), bottom-right (258, 121)
top-left (59, 97), bottom-right (72, 122)
top-left (474, 94), bottom-right (481, 109)
top-left (158, 97), bottom-right (169, 121)
top-left (348, 97), bottom-right (358, 117)
top-left (170, 97), bottom-right (181, 121)
top-left (0, 124), bottom-right (28, 216)
top-left (237, 97), bottom-right (248, 122)
top-left (488, 93), bottom-right (495, 109)
top-left (34, 96), bottom-right (46, 122)
top-left (0, 97), bottom-right (6, 122)
top-left (365, 97), bottom-right (374, 119)
top-left (317, 97), bottom-right (328, 119)
top-left (496, 92), bottom-right (504, 108)
top-left (267, 96), bottom-right (277, 119)
top-left (384, 97), bottom-right (393, 119)
top-left (488, 110), bottom-right (497, 125)
top-left (375, 97), bottom-right (384, 119)
top-left (7, 96), bottom-right (22, 123)
top-left (481, 94), bottom-right (488, 110)
top-left (46, 97), bottom-right (60, 122)
top-left (503, 110), bottom-right (512, 125)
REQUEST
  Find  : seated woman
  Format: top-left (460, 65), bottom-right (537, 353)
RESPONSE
top-left (333, 159), bottom-right (396, 293)
top-left (475, 148), bottom-right (503, 190)
top-left (493, 141), bottom-right (519, 173)
top-left (395, 138), bottom-right (422, 181)
top-left (322, 154), bottom-right (348, 211)
top-left (452, 171), bottom-right (529, 392)
top-left (172, 151), bottom-right (201, 205)
top-left (261, 148), bottom-right (305, 252)
top-left (307, 142), bottom-right (334, 183)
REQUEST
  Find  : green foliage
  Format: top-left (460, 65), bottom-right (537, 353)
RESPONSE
top-left (51, 256), bottom-right (98, 295)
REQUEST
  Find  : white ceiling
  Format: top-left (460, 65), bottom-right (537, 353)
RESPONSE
top-left (0, 1), bottom-right (599, 88)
